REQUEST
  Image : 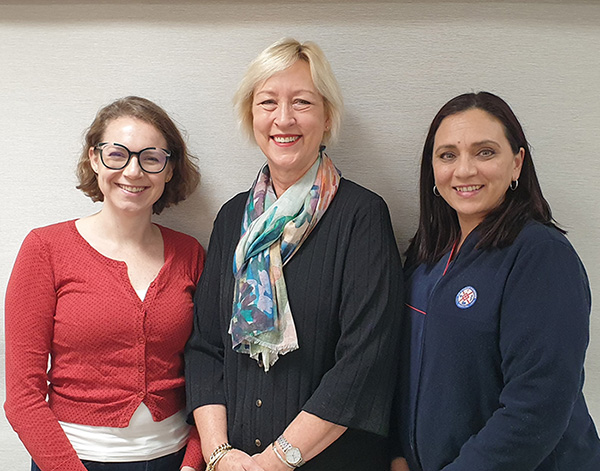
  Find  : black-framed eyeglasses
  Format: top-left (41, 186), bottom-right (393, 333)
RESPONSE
top-left (94, 142), bottom-right (171, 174)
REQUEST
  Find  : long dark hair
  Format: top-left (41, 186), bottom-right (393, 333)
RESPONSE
top-left (405, 91), bottom-right (563, 268)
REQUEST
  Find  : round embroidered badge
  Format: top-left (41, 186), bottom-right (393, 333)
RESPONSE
top-left (455, 286), bottom-right (477, 309)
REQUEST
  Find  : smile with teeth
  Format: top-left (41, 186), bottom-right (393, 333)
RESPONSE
top-left (272, 135), bottom-right (300, 143)
top-left (117, 183), bottom-right (147, 193)
top-left (455, 185), bottom-right (483, 192)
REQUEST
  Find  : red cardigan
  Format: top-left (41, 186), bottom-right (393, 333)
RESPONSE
top-left (4, 220), bottom-right (205, 471)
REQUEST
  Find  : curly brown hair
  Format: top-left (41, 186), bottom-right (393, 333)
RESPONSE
top-left (77, 96), bottom-right (199, 214)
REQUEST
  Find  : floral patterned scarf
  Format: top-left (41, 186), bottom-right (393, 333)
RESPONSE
top-left (230, 150), bottom-right (340, 371)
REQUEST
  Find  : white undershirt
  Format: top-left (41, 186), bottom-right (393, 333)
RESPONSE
top-left (59, 405), bottom-right (190, 461)
top-left (58, 288), bottom-right (189, 462)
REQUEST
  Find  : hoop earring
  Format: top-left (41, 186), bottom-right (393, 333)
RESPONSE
top-left (510, 180), bottom-right (519, 191)
top-left (433, 185), bottom-right (441, 197)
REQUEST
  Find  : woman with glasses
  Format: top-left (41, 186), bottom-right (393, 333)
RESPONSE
top-left (5, 96), bottom-right (205, 471)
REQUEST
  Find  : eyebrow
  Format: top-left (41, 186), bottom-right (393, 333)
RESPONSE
top-left (254, 89), bottom-right (320, 98)
top-left (434, 139), bottom-right (501, 154)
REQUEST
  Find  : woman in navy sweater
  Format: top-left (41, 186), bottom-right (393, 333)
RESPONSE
top-left (392, 92), bottom-right (600, 471)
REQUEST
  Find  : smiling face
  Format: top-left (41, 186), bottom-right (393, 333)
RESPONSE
top-left (89, 116), bottom-right (172, 216)
top-left (252, 60), bottom-right (330, 195)
top-left (432, 108), bottom-right (524, 236)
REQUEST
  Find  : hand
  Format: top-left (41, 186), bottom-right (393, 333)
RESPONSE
top-left (216, 448), bottom-right (265, 471)
top-left (252, 447), bottom-right (290, 471)
top-left (181, 467), bottom-right (196, 471)
top-left (391, 457), bottom-right (410, 471)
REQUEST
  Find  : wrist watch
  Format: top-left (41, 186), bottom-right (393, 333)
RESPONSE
top-left (276, 435), bottom-right (305, 467)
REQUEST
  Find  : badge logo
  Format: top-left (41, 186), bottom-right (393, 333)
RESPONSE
top-left (455, 286), bottom-right (477, 309)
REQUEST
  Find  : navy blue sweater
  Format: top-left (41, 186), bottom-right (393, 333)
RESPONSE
top-left (394, 221), bottom-right (600, 470)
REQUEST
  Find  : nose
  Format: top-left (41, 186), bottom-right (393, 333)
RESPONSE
top-left (122, 155), bottom-right (144, 179)
top-left (454, 154), bottom-right (476, 178)
top-left (274, 103), bottom-right (296, 127)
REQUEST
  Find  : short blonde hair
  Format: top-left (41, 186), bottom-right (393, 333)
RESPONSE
top-left (233, 38), bottom-right (344, 145)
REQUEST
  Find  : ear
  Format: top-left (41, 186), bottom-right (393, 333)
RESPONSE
top-left (164, 163), bottom-right (174, 183)
top-left (512, 147), bottom-right (525, 181)
top-left (89, 146), bottom-right (100, 173)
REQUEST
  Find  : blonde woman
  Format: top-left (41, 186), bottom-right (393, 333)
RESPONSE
top-left (185, 39), bottom-right (403, 471)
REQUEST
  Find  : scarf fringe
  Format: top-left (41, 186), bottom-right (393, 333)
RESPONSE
top-left (230, 152), bottom-right (340, 371)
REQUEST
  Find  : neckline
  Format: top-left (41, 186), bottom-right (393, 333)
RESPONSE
top-left (70, 219), bottom-right (169, 263)
top-left (69, 219), bottom-right (170, 297)
top-left (442, 242), bottom-right (457, 276)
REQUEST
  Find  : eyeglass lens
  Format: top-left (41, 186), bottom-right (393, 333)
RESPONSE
top-left (100, 144), bottom-right (169, 173)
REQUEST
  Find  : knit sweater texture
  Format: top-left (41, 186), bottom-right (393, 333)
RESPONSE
top-left (5, 220), bottom-right (205, 471)
top-left (186, 178), bottom-right (404, 470)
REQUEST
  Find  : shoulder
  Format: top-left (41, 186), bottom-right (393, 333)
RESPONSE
top-left (332, 178), bottom-right (391, 215)
top-left (157, 225), bottom-right (202, 250)
top-left (513, 221), bottom-right (578, 256)
top-left (474, 221), bottom-right (584, 272)
top-left (507, 221), bottom-right (588, 286)
top-left (158, 226), bottom-right (205, 270)
top-left (320, 179), bottom-right (398, 253)
top-left (25, 220), bottom-right (77, 250)
top-left (213, 191), bottom-right (249, 228)
top-left (29, 219), bottom-right (76, 239)
top-left (337, 178), bottom-right (388, 204)
top-left (12, 221), bottom-right (78, 272)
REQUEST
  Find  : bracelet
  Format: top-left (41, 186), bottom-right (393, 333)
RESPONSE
top-left (206, 442), bottom-right (233, 471)
top-left (272, 442), bottom-right (295, 469)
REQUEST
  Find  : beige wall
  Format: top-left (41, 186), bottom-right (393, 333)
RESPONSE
top-left (1, 0), bottom-right (599, 465)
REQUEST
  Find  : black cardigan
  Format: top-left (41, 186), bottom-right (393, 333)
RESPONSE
top-left (185, 178), bottom-right (403, 470)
